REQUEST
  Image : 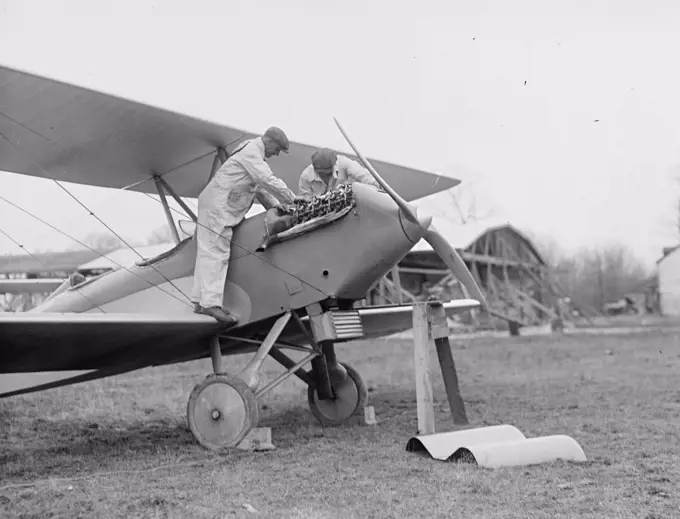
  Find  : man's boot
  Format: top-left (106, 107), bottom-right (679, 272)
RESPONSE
top-left (196, 305), bottom-right (239, 327)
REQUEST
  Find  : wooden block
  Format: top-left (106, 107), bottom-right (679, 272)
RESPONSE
top-left (236, 427), bottom-right (275, 451)
top-left (428, 300), bottom-right (450, 339)
top-left (364, 405), bottom-right (377, 425)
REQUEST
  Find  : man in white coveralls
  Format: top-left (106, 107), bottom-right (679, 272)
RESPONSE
top-left (191, 127), bottom-right (304, 325)
top-left (298, 147), bottom-right (380, 199)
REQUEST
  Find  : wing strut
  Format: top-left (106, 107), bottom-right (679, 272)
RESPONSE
top-left (153, 176), bottom-right (181, 244)
top-left (156, 176), bottom-right (197, 222)
top-left (208, 146), bottom-right (229, 183)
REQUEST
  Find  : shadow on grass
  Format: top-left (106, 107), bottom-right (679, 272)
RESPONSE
top-left (0, 383), bottom-right (436, 483)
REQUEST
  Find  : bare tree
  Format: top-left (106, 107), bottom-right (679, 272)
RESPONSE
top-left (533, 236), bottom-right (649, 313)
top-left (81, 232), bottom-right (123, 253)
top-left (145, 225), bottom-right (175, 246)
top-left (433, 177), bottom-right (495, 225)
top-left (530, 232), bottom-right (563, 270)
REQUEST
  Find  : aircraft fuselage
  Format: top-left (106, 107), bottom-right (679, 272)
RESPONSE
top-left (31, 183), bottom-right (429, 324)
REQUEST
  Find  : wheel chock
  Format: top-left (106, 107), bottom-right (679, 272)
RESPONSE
top-left (406, 425), bottom-right (586, 468)
top-left (236, 427), bottom-right (275, 452)
top-left (364, 406), bottom-right (377, 425)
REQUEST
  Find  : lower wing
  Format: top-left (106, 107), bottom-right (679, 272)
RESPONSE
top-left (0, 312), bottom-right (225, 398)
top-left (355, 299), bottom-right (481, 339)
top-left (0, 299), bottom-right (480, 398)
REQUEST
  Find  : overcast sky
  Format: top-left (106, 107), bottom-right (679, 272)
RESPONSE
top-left (1, 0), bottom-right (679, 269)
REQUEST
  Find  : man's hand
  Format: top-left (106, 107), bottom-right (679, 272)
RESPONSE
top-left (274, 204), bottom-right (294, 216)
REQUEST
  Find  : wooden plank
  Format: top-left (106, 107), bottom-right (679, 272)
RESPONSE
top-left (396, 267), bottom-right (450, 276)
top-left (496, 235), bottom-right (547, 288)
top-left (433, 273), bottom-right (454, 290)
top-left (429, 302), bottom-right (469, 426)
top-left (503, 265), bottom-right (539, 324)
top-left (497, 234), bottom-right (565, 322)
top-left (391, 266), bottom-right (403, 304)
top-left (514, 287), bottom-right (559, 319)
top-left (471, 261), bottom-right (483, 287)
top-left (460, 251), bottom-right (546, 270)
top-left (413, 302), bottom-right (435, 435)
top-left (382, 276), bottom-right (417, 302)
top-left (485, 307), bottom-right (527, 327)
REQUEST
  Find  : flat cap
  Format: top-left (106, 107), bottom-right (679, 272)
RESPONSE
top-left (264, 126), bottom-right (290, 152)
top-left (311, 148), bottom-right (338, 172)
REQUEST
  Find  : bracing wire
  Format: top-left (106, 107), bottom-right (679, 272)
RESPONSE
top-left (51, 179), bottom-right (192, 303)
top-left (140, 192), bottom-right (331, 298)
top-left (0, 195), bottom-right (193, 308)
top-left (0, 128), bottom-right (194, 306)
top-left (0, 110), bottom-right (330, 299)
top-left (0, 227), bottom-right (107, 313)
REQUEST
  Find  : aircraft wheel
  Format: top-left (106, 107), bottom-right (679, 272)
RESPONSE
top-left (307, 362), bottom-right (368, 426)
top-left (187, 374), bottom-right (259, 450)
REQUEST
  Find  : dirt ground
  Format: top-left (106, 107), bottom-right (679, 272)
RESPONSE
top-left (1, 328), bottom-right (679, 518)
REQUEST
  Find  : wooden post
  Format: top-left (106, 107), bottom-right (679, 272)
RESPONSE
top-left (429, 301), bottom-right (469, 426)
top-left (413, 302), bottom-right (435, 435)
top-left (391, 266), bottom-right (403, 304)
top-left (412, 300), bottom-right (469, 435)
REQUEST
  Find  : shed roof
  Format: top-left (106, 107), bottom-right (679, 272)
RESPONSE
top-left (0, 249), bottom-right (101, 275)
top-left (409, 216), bottom-right (546, 264)
top-left (657, 245), bottom-right (680, 265)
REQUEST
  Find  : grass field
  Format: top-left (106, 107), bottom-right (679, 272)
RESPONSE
top-left (1, 328), bottom-right (679, 518)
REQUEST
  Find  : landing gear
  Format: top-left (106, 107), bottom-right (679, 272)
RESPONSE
top-left (187, 374), bottom-right (258, 450)
top-left (185, 306), bottom-right (369, 450)
top-left (307, 362), bottom-right (368, 426)
top-left (186, 313), bottom-right (293, 450)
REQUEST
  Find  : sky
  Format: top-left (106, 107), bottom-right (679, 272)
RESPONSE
top-left (1, 0), bottom-right (680, 269)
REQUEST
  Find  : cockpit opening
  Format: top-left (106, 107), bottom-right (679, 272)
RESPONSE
top-left (135, 238), bottom-right (192, 268)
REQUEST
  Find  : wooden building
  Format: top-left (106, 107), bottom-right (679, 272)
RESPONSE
top-left (0, 243), bottom-right (175, 312)
top-left (0, 249), bottom-right (102, 311)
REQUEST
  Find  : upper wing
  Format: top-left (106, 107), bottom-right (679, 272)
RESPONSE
top-left (0, 312), bottom-right (223, 375)
top-left (0, 63), bottom-right (459, 201)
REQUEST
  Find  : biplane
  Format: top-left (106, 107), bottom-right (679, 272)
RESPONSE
top-left (0, 63), bottom-right (487, 450)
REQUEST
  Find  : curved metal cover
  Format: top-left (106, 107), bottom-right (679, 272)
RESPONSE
top-left (407, 424), bottom-right (587, 468)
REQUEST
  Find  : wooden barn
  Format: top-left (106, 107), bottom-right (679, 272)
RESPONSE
top-left (366, 218), bottom-right (571, 330)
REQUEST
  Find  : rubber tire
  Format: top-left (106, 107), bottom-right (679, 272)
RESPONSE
top-left (187, 374), bottom-right (259, 450)
top-left (307, 362), bottom-right (368, 427)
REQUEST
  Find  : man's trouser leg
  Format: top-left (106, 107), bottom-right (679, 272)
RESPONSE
top-left (191, 208), bottom-right (210, 304)
top-left (195, 224), bottom-right (233, 309)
